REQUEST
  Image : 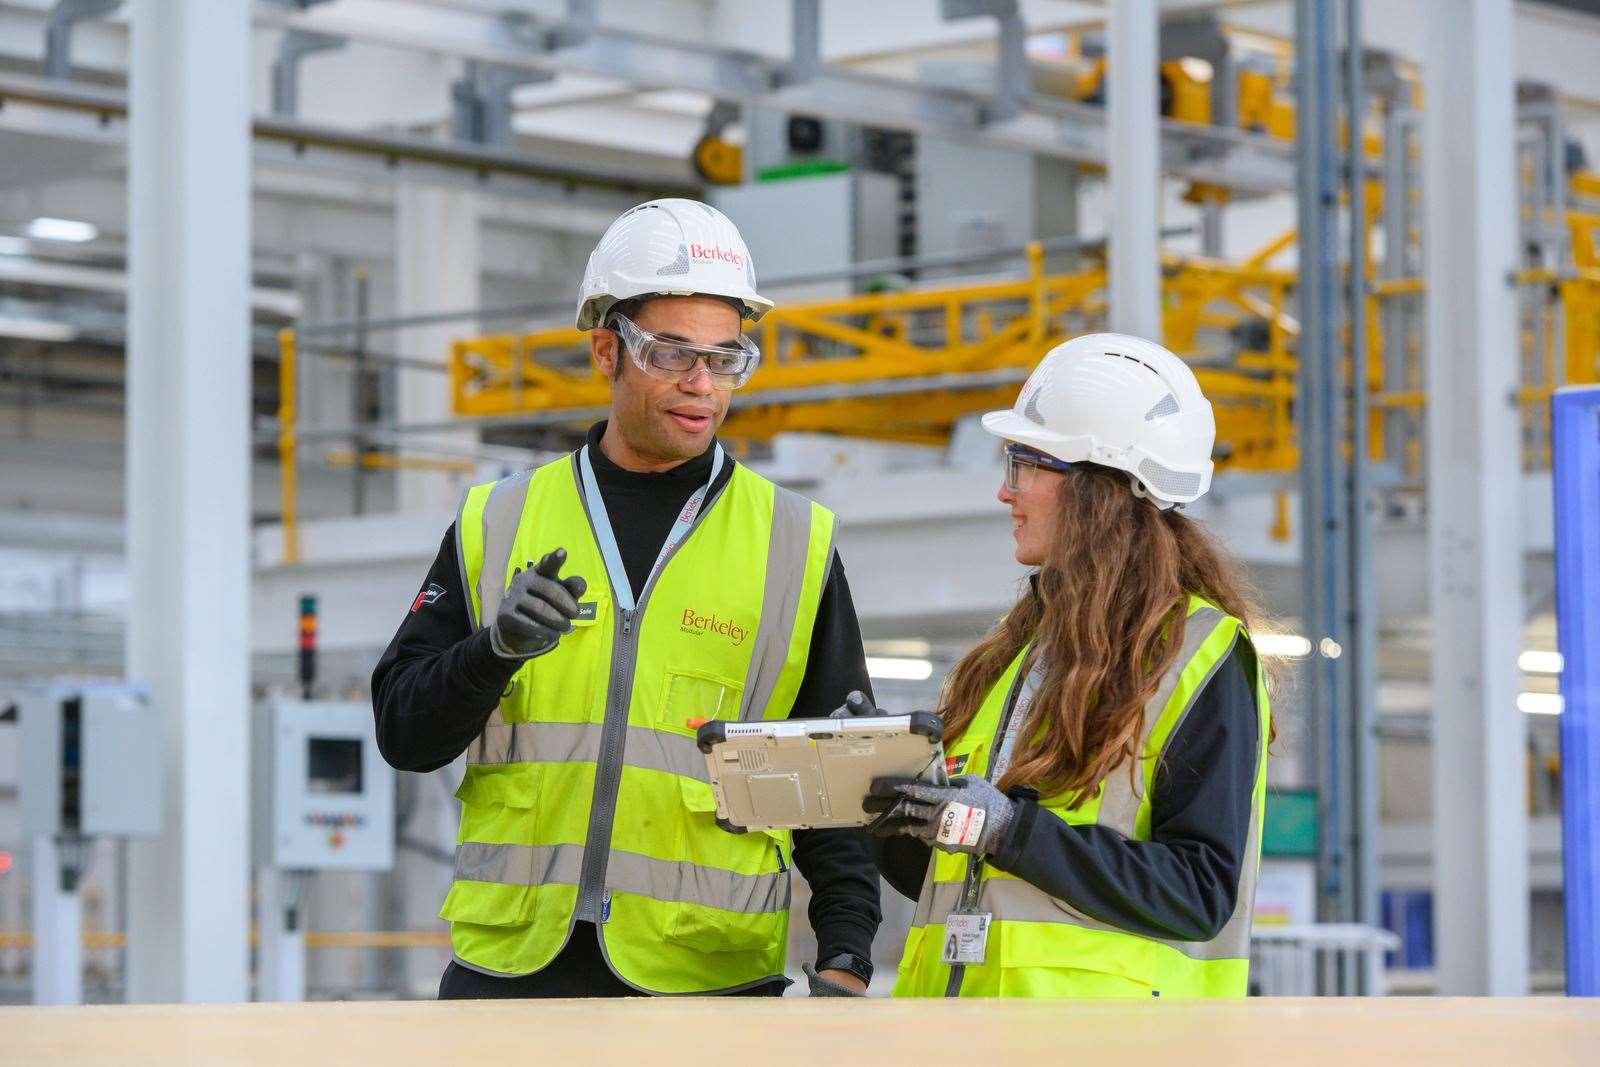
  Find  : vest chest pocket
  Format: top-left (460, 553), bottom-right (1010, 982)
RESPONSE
top-left (501, 588), bottom-right (609, 723)
top-left (656, 667), bottom-right (745, 738)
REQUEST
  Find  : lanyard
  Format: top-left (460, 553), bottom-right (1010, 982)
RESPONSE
top-left (988, 648), bottom-right (1047, 783)
top-left (955, 644), bottom-right (1048, 917)
top-left (577, 443), bottom-right (724, 613)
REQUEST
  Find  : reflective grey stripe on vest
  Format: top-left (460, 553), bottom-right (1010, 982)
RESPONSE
top-left (1094, 606), bottom-right (1228, 836)
top-left (473, 469), bottom-right (537, 629)
top-left (738, 484), bottom-right (819, 721)
top-left (453, 841), bottom-right (790, 915)
top-left (466, 719), bottom-right (708, 782)
top-left (466, 462), bottom-right (553, 737)
top-left (916, 877), bottom-right (1243, 963)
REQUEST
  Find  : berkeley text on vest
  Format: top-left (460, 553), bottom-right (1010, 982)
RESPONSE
top-left (680, 608), bottom-right (749, 646)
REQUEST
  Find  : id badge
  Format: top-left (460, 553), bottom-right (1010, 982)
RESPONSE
top-left (941, 912), bottom-right (992, 966)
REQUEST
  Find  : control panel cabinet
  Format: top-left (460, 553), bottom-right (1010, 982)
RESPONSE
top-left (20, 685), bottom-right (161, 838)
top-left (253, 701), bottom-right (393, 871)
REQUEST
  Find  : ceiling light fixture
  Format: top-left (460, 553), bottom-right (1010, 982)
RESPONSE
top-left (1517, 692), bottom-right (1564, 716)
top-left (27, 217), bottom-right (98, 243)
top-left (1253, 633), bottom-right (1313, 658)
top-left (0, 316), bottom-right (78, 342)
top-left (865, 656), bottom-right (934, 682)
top-left (1518, 650), bottom-right (1564, 675)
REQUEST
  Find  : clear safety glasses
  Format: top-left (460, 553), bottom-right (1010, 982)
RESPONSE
top-left (608, 313), bottom-right (761, 390)
top-left (1004, 443), bottom-right (1075, 492)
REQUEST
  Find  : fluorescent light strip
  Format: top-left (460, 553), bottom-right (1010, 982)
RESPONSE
top-left (0, 316), bottom-right (77, 342)
top-left (27, 217), bottom-right (98, 243)
top-left (1518, 692), bottom-right (1564, 716)
top-left (865, 656), bottom-right (934, 682)
top-left (1253, 633), bottom-right (1312, 658)
top-left (1518, 650), bottom-right (1564, 675)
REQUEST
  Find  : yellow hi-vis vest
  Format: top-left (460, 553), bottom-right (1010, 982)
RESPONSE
top-left (894, 596), bottom-right (1270, 998)
top-left (441, 450), bottom-right (837, 993)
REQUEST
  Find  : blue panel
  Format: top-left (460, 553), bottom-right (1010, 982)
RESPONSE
top-left (1380, 890), bottom-right (1435, 970)
top-left (1553, 386), bottom-right (1600, 996)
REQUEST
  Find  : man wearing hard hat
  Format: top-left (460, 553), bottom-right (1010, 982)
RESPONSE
top-left (373, 199), bottom-right (880, 999)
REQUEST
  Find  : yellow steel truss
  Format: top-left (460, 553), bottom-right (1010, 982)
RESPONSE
top-left (272, 211), bottom-right (1600, 564)
top-left (445, 210), bottom-right (1599, 480)
top-left (450, 242), bottom-right (1305, 473)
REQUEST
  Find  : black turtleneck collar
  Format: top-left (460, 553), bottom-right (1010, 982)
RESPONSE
top-left (584, 420), bottom-right (719, 488)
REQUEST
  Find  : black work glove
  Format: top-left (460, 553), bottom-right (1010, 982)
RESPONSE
top-left (829, 690), bottom-right (884, 719)
top-left (802, 962), bottom-right (865, 997)
top-left (862, 775), bottom-right (1016, 856)
top-left (489, 548), bottom-right (588, 660)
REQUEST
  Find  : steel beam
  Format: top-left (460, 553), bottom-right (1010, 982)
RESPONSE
top-left (784, 0), bottom-right (822, 87)
top-left (270, 28), bottom-right (345, 120)
top-left (0, 72), bottom-right (694, 204)
top-left (1344, 0), bottom-right (1382, 977)
top-left (42, 0), bottom-right (119, 81)
top-left (1294, 0), bottom-right (1354, 923)
top-left (1422, 0), bottom-right (1528, 995)
top-left (1108, 0), bottom-right (1160, 338)
top-left (257, 0), bottom-right (1297, 194)
top-left (124, 0), bottom-right (252, 1003)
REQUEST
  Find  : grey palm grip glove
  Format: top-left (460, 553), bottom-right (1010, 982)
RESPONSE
top-left (489, 548), bottom-right (588, 660)
top-left (863, 775), bottom-right (1016, 856)
top-left (802, 961), bottom-right (865, 997)
top-left (829, 689), bottom-right (882, 719)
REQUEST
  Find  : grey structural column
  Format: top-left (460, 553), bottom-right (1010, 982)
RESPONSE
top-left (1294, 0), bottom-right (1354, 924)
top-left (1343, 0), bottom-right (1382, 975)
top-left (1421, 0), bottom-right (1527, 994)
top-left (394, 184), bottom-right (481, 516)
top-left (125, 0), bottom-right (253, 1002)
top-left (1107, 0), bottom-right (1160, 339)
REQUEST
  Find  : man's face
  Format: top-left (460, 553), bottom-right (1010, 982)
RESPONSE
top-left (591, 296), bottom-right (742, 464)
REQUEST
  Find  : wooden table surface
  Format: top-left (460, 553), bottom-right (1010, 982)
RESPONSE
top-left (2, 997), bottom-right (1597, 1065)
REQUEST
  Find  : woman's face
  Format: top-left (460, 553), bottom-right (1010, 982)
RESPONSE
top-left (998, 461), bottom-right (1065, 567)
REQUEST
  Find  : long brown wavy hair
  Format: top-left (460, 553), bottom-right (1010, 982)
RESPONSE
top-left (938, 462), bottom-right (1270, 806)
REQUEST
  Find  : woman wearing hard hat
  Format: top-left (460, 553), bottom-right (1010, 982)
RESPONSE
top-left (855, 333), bottom-right (1273, 998)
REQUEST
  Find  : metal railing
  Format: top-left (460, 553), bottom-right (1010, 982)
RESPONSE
top-left (1250, 923), bottom-right (1402, 996)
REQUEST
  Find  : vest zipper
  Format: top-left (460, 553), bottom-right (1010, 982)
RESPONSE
top-left (572, 473), bottom-right (732, 933)
top-left (944, 642), bottom-right (1035, 998)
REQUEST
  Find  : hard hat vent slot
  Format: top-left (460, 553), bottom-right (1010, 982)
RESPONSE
top-left (656, 244), bottom-right (692, 276)
top-left (1145, 394), bottom-right (1181, 421)
top-left (1138, 457), bottom-right (1202, 499)
top-left (1109, 351), bottom-right (1160, 376)
top-left (1022, 390), bottom-right (1046, 425)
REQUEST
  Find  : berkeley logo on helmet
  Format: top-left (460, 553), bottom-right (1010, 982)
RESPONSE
top-left (573, 198), bottom-right (774, 331)
top-left (689, 243), bottom-right (744, 269)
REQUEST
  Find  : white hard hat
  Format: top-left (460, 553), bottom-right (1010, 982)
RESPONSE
top-left (575, 198), bottom-right (774, 330)
top-left (982, 333), bottom-right (1217, 508)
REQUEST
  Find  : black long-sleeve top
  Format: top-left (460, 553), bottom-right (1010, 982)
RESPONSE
top-left (875, 640), bottom-right (1262, 944)
top-left (373, 422), bottom-right (881, 977)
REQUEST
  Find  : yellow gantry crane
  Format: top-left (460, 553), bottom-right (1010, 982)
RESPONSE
top-left (445, 205), bottom-right (1600, 475)
top-left (450, 240), bottom-right (1303, 471)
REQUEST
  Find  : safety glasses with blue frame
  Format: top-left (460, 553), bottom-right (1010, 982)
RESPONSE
top-left (1004, 442), bottom-right (1076, 492)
